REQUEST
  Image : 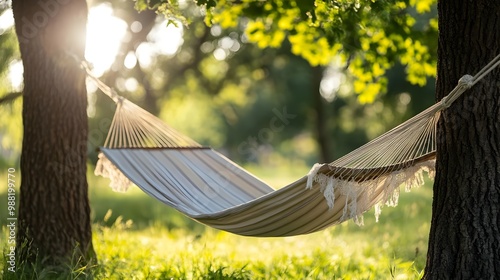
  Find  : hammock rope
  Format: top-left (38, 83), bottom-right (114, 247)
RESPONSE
top-left (83, 52), bottom-right (500, 236)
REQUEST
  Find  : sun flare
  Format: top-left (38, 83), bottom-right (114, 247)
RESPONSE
top-left (85, 3), bottom-right (127, 77)
top-left (1, 4), bottom-right (185, 89)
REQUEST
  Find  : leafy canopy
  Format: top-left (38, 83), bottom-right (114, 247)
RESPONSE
top-left (136, 0), bottom-right (437, 103)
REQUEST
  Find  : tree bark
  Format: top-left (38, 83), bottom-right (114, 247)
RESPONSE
top-left (424, 0), bottom-right (500, 278)
top-left (13, 0), bottom-right (94, 265)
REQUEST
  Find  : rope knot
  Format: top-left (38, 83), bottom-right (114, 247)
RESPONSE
top-left (440, 74), bottom-right (476, 109)
top-left (458, 74), bottom-right (474, 89)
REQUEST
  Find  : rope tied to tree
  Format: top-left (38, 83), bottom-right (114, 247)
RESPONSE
top-left (439, 53), bottom-right (500, 109)
top-left (65, 51), bottom-right (124, 104)
top-left (439, 74), bottom-right (474, 108)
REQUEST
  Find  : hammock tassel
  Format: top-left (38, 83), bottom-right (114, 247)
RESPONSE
top-left (95, 152), bottom-right (131, 192)
top-left (306, 163), bottom-right (323, 189)
top-left (305, 158), bottom-right (436, 223)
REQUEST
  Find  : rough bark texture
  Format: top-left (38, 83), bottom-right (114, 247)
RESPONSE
top-left (424, 0), bottom-right (500, 278)
top-left (13, 0), bottom-right (94, 264)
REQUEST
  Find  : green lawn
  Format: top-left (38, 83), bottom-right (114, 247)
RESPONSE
top-left (1, 165), bottom-right (432, 279)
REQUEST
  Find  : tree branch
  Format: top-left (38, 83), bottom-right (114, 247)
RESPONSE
top-left (0, 91), bottom-right (22, 105)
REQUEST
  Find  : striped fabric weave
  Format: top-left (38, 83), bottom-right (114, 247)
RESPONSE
top-left (100, 147), bottom-right (434, 237)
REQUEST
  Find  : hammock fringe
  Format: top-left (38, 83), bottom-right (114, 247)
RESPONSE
top-left (306, 159), bottom-right (435, 222)
top-left (95, 153), bottom-right (131, 192)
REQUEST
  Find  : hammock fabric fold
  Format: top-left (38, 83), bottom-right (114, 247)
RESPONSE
top-left (90, 53), bottom-right (500, 237)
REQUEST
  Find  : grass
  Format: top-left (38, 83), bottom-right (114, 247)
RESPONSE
top-left (0, 164), bottom-right (432, 279)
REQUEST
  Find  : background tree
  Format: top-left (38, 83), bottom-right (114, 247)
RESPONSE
top-left (12, 0), bottom-right (94, 267)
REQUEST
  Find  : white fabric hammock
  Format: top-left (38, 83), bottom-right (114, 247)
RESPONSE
top-left (90, 53), bottom-right (500, 237)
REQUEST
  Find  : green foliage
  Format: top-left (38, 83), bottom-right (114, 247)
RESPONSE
top-left (0, 11), bottom-right (20, 86)
top-left (135, 0), bottom-right (189, 25)
top-left (0, 98), bottom-right (22, 163)
top-left (0, 30), bottom-right (17, 76)
top-left (0, 25), bottom-right (21, 165)
top-left (81, 1), bottom-right (436, 167)
top-left (159, 91), bottom-right (227, 148)
top-left (146, 0), bottom-right (438, 103)
top-left (213, 0), bottom-right (438, 103)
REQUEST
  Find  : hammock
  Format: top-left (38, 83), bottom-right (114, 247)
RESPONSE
top-left (90, 54), bottom-right (500, 237)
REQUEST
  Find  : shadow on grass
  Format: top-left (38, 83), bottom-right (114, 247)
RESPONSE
top-left (0, 178), bottom-right (205, 234)
top-left (88, 183), bottom-right (206, 233)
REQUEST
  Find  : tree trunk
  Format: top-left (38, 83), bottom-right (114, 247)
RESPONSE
top-left (424, 0), bottom-right (500, 278)
top-left (311, 65), bottom-right (333, 163)
top-left (13, 0), bottom-right (95, 265)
